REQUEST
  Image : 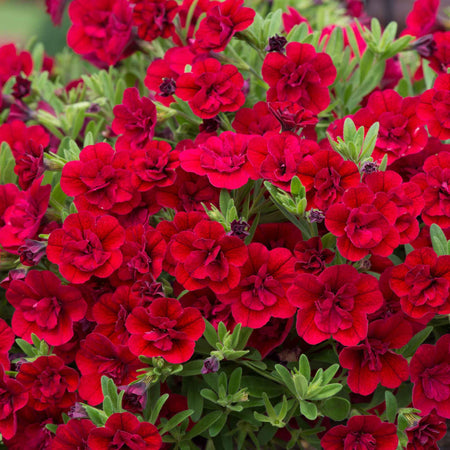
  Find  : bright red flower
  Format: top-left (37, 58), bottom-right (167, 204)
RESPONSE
top-left (403, 0), bottom-right (439, 37)
top-left (0, 43), bottom-right (32, 87)
top-left (417, 72), bottom-right (450, 140)
top-left (0, 120), bottom-right (49, 156)
top-left (298, 149), bottom-right (360, 211)
top-left (339, 314), bottom-right (412, 395)
top-left (252, 222), bottom-right (301, 251)
top-left (293, 237), bottom-right (335, 275)
top-left (6, 270), bottom-right (86, 346)
top-left (389, 247), bottom-right (450, 319)
top-left (427, 31), bottom-right (450, 73)
top-left (325, 185), bottom-right (400, 261)
top-left (172, 0), bottom-right (210, 45)
top-left (88, 412), bottom-right (162, 449)
top-left (287, 265), bottom-right (383, 346)
top-left (67, 0), bottom-right (134, 66)
top-left (0, 319), bottom-right (14, 370)
top-left (262, 42), bottom-right (336, 113)
top-left (410, 333), bottom-right (450, 418)
top-left (193, 0), bottom-right (255, 53)
top-left (176, 58), bottom-right (245, 119)
top-left (171, 219), bottom-right (248, 294)
top-left (0, 366), bottom-right (28, 440)
top-left (353, 89), bottom-right (428, 164)
top-left (232, 101), bottom-right (281, 135)
top-left (282, 7), bottom-right (312, 34)
top-left (76, 333), bottom-right (144, 405)
top-left (179, 131), bottom-right (256, 189)
top-left (406, 413), bottom-right (447, 450)
top-left (17, 355), bottom-right (79, 411)
top-left (126, 298), bottom-right (205, 363)
top-left (267, 101), bottom-right (319, 136)
top-left (60, 143), bottom-right (141, 215)
top-left (46, 212), bottom-right (125, 284)
top-left (321, 415), bottom-right (398, 450)
top-left (112, 88), bottom-right (157, 151)
top-left (45, 0), bottom-right (69, 25)
top-left (218, 243), bottom-right (296, 328)
top-left (51, 418), bottom-right (95, 450)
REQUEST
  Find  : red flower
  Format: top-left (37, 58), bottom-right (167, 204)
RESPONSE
top-left (298, 149), bottom-right (360, 211)
top-left (51, 418), bottom-right (95, 450)
top-left (321, 415), bottom-right (398, 450)
top-left (17, 355), bottom-right (79, 411)
top-left (293, 237), bottom-right (335, 275)
top-left (218, 243), bottom-right (296, 328)
top-left (60, 143), bottom-right (141, 215)
top-left (287, 265), bottom-right (383, 346)
top-left (0, 43), bottom-right (32, 87)
top-left (427, 31), bottom-right (450, 73)
top-left (353, 90), bottom-right (428, 164)
top-left (282, 7), bottom-right (312, 34)
top-left (76, 333), bottom-right (144, 405)
top-left (417, 73), bottom-right (450, 140)
top-left (67, 0), bottom-right (134, 66)
top-left (390, 247), bottom-right (450, 319)
top-left (126, 298), bottom-right (205, 363)
top-left (46, 212), bottom-right (125, 284)
top-left (6, 270), bottom-right (86, 346)
top-left (193, 0), bottom-right (255, 53)
top-left (262, 42), bottom-right (336, 114)
top-left (0, 120), bottom-right (49, 156)
top-left (131, 0), bottom-right (177, 42)
top-left (325, 185), bottom-right (400, 261)
top-left (112, 88), bottom-right (157, 151)
top-left (88, 412), bottom-right (161, 449)
top-left (406, 413), bottom-right (447, 450)
top-left (402, 0), bottom-right (439, 37)
top-left (171, 219), bottom-right (248, 294)
top-left (232, 101), bottom-right (281, 135)
top-left (252, 222), bottom-right (301, 251)
top-left (267, 101), bottom-right (319, 136)
top-left (176, 58), bottom-right (245, 119)
top-left (0, 319), bottom-right (14, 370)
top-left (339, 314), bottom-right (412, 395)
top-left (410, 333), bottom-right (450, 418)
top-left (0, 366), bottom-right (28, 440)
top-left (45, 0), bottom-right (69, 25)
top-left (180, 131), bottom-right (256, 189)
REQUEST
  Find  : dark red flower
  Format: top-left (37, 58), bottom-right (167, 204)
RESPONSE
top-left (427, 31), bottom-right (450, 73)
top-left (76, 333), bottom-right (144, 405)
top-left (339, 314), bottom-right (412, 395)
top-left (17, 355), bottom-right (79, 411)
top-left (262, 42), bottom-right (336, 114)
top-left (282, 7), bottom-right (311, 34)
top-left (176, 58), bottom-right (245, 119)
top-left (287, 265), bottom-right (383, 346)
top-left (45, 0), bottom-right (70, 26)
top-left (294, 237), bottom-right (335, 275)
top-left (180, 131), bottom-right (256, 189)
top-left (0, 43), bottom-right (32, 87)
top-left (410, 333), bottom-right (450, 418)
top-left (406, 413), bottom-right (447, 450)
top-left (232, 101), bottom-right (281, 135)
top-left (46, 212), bottom-right (125, 284)
top-left (51, 418), bottom-right (95, 450)
top-left (193, 0), bottom-right (255, 53)
top-left (88, 412), bottom-right (161, 449)
top-left (67, 0), bottom-right (134, 66)
top-left (0, 318), bottom-right (14, 370)
top-left (0, 120), bottom-right (49, 156)
top-left (6, 270), bottom-right (86, 346)
top-left (218, 243), bottom-right (296, 328)
top-left (321, 415), bottom-right (398, 450)
top-left (60, 143), bottom-right (141, 215)
top-left (171, 219), bottom-right (248, 294)
top-left (18, 239), bottom-right (47, 267)
top-left (126, 298), bottom-right (205, 363)
top-left (417, 72), bottom-right (450, 140)
top-left (268, 101), bottom-right (319, 136)
top-left (390, 247), bottom-right (450, 319)
top-left (120, 382), bottom-right (147, 414)
top-left (403, 0), bottom-right (439, 37)
top-left (353, 89), bottom-right (428, 164)
top-left (252, 222), bottom-right (301, 251)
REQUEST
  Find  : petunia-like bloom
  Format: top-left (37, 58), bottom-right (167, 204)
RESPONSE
top-left (321, 415), bottom-right (398, 450)
top-left (76, 333), bottom-right (145, 405)
top-left (293, 237), bottom-right (335, 275)
top-left (339, 314), bottom-right (412, 395)
top-left (353, 89), bottom-right (428, 164)
top-left (217, 243), bottom-right (297, 328)
top-left (6, 270), bottom-right (87, 346)
top-left (88, 412), bottom-right (162, 449)
top-left (0, 43), bottom-right (32, 87)
top-left (60, 143), bottom-right (141, 216)
top-left (427, 31), bottom-right (450, 73)
top-left (298, 149), bottom-right (360, 212)
top-left (176, 58), bottom-right (245, 119)
top-left (0, 366), bottom-right (28, 440)
top-left (45, 0), bottom-right (70, 25)
top-left (325, 185), bottom-right (400, 261)
top-left (67, 0), bottom-right (134, 67)
top-left (232, 101), bottom-right (281, 135)
top-left (262, 42), bottom-right (336, 114)
top-left (417, 73), bottom-right (450, 140)
top-left (0, 319), bottom-right (14, 370)
top-left (16, 355), bottom-right (79, 411)
top-left (406, 413), bottom-right (447, 450)
top-left (46, 212), bottom-right (125, 284)
top-left (287, 265), bottom-right (383, 346)
top-left (171, 219), bottom-right (248, 294)
top-left (126, 297), bottom-right (205, 364)
top-left (0, 120), bottom-right (49, 156)
top-left (389, 247), bottom-right (450, 319)
top-left (112, 88), bottom-right (157, 151)
top-left (179, 131), bottom-right (256, 189)
top-left (402, 0), bottom-right (439, 37)
top-left (51, 419), bottom-right (96, 450)
top-left (410, 333), bottom-right (450, 418)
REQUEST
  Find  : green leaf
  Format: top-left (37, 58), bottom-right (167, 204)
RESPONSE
top-left (209, 413), bottom-right (228, 437)
top-left (180, 360), bottom-right (203, 376)
top-left (399, 326), bottom-right (433, 357)
top-left (15, 339), bottom-right (36, 357)
top-left (320, 397), bottom-right (350, 421)
top-left (45, 423), bottom-right (58, 434)
top-left (308, 383), bottom-right (342, 400)
top-left (228, 368), bottom-right (242, 395)
top-left (379, 22), bottom-right (398, 51)
top-left (385, 391), bottom-right (398, 423)
top-left (203, 320), bottom-right (218, 348)
top-left (370, 18), bottom-right (382, 42)
top-left (287, 22), bottom-right (309, 43)
top-left (84, 405), bottom-right (108, 426)
top-left (300, 400), bottom-right (317, 420)
top-left (293, 373), bottom-right (308, 399)
top-left (218, 322), bottom-right (228, 342)
top-left (322, 364), bottom-right (340, 385)
top-left (430, 223), bottom-right (448, 256)
top-left (103, 395), bottom-right (114, 417)
top-left (298, 354), bottom-right (311, 383)
top-left (184, 410), bottom-right (222, 440)
top-left (378, 154), bottom-right (388, 171)
top-left (274, 365), bottom-right (296, 396)
top-left (200, 388), bottom-right (218, 403)
top-left (241, 376), bottom-right (285, 398)
top-left (159, 410), bottom-right (193, 435)
top-left (148, 394), bottom-right (169, 424)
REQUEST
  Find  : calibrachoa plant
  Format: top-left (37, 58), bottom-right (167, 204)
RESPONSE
top-left (1, 0), bottom-right (450, 448)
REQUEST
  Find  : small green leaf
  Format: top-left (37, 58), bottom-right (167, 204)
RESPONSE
top-left (300, 400), bottom-right (318, 420)
top-left (203, 320), bottom-right (218, 348)
top-left (83, 405), bottom-right (108, 426)
top-left (200, 388), bottom-right (218, 403)
top-left (322, 364), bottom-right (340, 385)
top-left (184, 410), bottom-right (223, 440)
top-left (430, 223), bottom-right (448, 256)
top-left (209, 413), bottom-right (228, 437)
top-left (148, 394), bottom-right (169, 424)
top-left (274, 365), bottom-right (296, 396)
top-left (159, 410), bottom-right (193, 435)
top-left (385, 391), bottom-right (398, 423)
top-left (320, 397), bottom-right (350, 421)
top-left (378, 154), bottom-right (388, 171)
top-left (298, 354), bottom-right (311, 383)
top-left (228, 368), bottom-right (242, 395)
top-left (45, 423), bottom-right (58, 434)
top-left (180, 360), bottom-right (203, 376)
top-left (308, 383), bottom-right (342, 400)
top-left (399, 327), bottom-right (433, 357)
top-left (103, 396), bottom-right (114, 417)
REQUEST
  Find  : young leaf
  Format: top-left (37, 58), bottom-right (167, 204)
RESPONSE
top-left (430, 223), bottom-right (448, 256)
top-left (184, 410), bottom-right (223, 440)
top-left (159, 410), bottom-right (193, 435)
top-left (385, 390), bottom-right (398, 423)
top-left (320, 397), bottom-right (350, 421)
top-left (300, 400), bottom-right (318, 420)
top-left (298, 354), bottom-right (311, 383)
top-left (399, 326), bottom-right (433, 357)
